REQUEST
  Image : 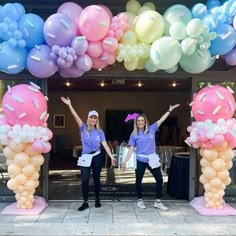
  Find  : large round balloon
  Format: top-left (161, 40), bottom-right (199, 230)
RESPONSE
top-left (179, 49), bottom-right (211, 74)
top-left (27, 44), bottom-right (58, 78)
top-left (2, 84), bottom-right (48, 126)
top-left (57, 2), bottom-right (83, 36)
top-left (18, 13), bottom-right (45, 48)
top-left (135, 10), bottom-right (164, 44)
top-left (209, 23), bottom-right (236, 56)
top-left (79, 5), bottom-right (110, 41)
top-left (43, 13), bottom-right (76, 47)
top-left (191, 85), bottom-right (236, 122)
top-left (150, 36), bottom-right (181, 69)
top-left (0, 41), bottom-right (27, 74)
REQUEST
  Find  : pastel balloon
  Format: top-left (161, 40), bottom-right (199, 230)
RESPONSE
top-left (2, 84), bottom-right (48, 126)
top-left (164, 4), bottom-right (192, 25)
top-left (0, 41), bottom-right (27, 74)
top-left (75, 54), bottom-right (92, 72)
top-left (126, 0), bottom-right (141, 15)
top-left (59, 64), bottom-right (84, 78)
top-left (191, 85), bottom-right (236, 122)
top-left (102, 37), bottom-right (118, 53)
top-left (143, 2), bottom-right (156, 11)
top-left (169, 22), bottom-right (187, 40)
top-left (99, 5), bottom-right (113, 20)
top-left (91, 56), bottom-right (108, 70)
top-left (191, 3), bottom-right (208, 19)
top-left (209, 23), bottom-right (236, 56)
top-left (57, 2), bottom-right (83, 35)
top-left (3, 3), bottom-right (25, 21)
top-left (18, 13), bottom-right (45, 48)
top-left (79, 5), bottom-right (110, 41)
top-left (135, 10), bottom-right (164, 43)
top-left (121, 31), bottom-right (137, 45)
top-left (44, 13), bottom-right (76, 47)
top-left (150, 37), bottom-right (181, 69)
top-left (179, 49), bottom-right (211, 74)
top-left (71, 37), bottom-right (88, 55)
top-left (87, 41), bottom-right (103, 58)
top-left (181, 38), bottom-right (197, 55)
top-left (27, 45), bottom-right (58, 78)
top-left (225, 48), bottom-right (236, 65)
top-left (186, 19), bottom-right (204, 38)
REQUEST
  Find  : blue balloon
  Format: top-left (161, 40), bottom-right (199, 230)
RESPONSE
top-left (191, 3), bottom-right (208, 19)
top-left (206, 0), bottom-right (221, 10)
top-left (202, 14), bottom-right (218, 31)
top-left (3, 3), bottom-right (22, 21)
top-left (0, 6), bottom-right (4, 22)
top-left (209, 23), bottom-right (236, 56)
top-left (0, 41), bottom-right (27, 74)
top-left (18, 13), bottom-right (45, 48)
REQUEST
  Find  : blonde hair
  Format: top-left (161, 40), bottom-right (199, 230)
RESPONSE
top-left (86, 116), bottom-right (102, 134)
top-left (133, 114), bottom-right (149, 135)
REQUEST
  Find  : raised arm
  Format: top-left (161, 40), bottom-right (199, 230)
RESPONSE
top-left (157, 104), bottom-right (180, 127)
top-left (61, 96), bottom-right (83, 128)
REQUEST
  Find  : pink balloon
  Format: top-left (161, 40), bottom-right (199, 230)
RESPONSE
top-left (102, 37), bottom-right (118, 53)
top-left (91, 56), bottom-right (108, 69)
top-left (192, 85), bottom-right (236, 122)
top-left (2, 84), bottom-right (47, 126)
top-left (87, 41), bottom-right (103, 58)
top-left (79, 5), bottom-right (110, 41)
top-left (98, 5), bottom-right (113, 20)
top-left (57, 2), bottom-right (83, 35)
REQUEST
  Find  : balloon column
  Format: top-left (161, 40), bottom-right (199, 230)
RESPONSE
top-left (0, 83), bottom-right (52, 209)
top-left (186, 85), bottom-right (236, 208)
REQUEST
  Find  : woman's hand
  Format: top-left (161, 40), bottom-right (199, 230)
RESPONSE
top-left (61, 96), bottom-right (71, 106)
top-left (111, 157), bottom-right (117, 167)
top-left (169, 104), bottom-right (180, 112)
top-left (120, 162), bottom-right (126, 171)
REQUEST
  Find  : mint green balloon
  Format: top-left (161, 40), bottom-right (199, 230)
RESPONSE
top-left (181, 37), bottom-right (197, 55)
top-left (186, 19), bottom-right (204, 37)
top-left (163, 4), bottom-right (192, 25)
top-left (169, 22), bottom-right (187, 40)
top-left (179, 49), bottom-right (211, 74)
top-left (150, 36), bottom-right (181, 69)
top-left (145, 59), bottom-right (159, 72)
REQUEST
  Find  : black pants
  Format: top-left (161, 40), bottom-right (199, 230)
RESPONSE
top-left (135, 160), bottom-right (163, 199)
top-left (80, 153), bottom-right (103, 201)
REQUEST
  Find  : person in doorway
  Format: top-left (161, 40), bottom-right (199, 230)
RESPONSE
top-left (121, 104), bottom-right (180, 210)
top-left (61, 96), bottom-right (116, 211)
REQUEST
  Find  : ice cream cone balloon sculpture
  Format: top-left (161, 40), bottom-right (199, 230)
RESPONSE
top-left (186, 85), bottom-right (236, 208)
top-left (0, 83), bottom-right (52, 209)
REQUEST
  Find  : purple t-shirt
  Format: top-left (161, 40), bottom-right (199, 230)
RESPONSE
top-left (80, 123), bottom-right (106, 154)
top-left (128, 122), bottom-right (158, 163)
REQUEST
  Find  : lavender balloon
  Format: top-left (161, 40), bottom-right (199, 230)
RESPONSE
top-left (72, 36), bottom-right (88, 55)
top-left (59, 64), bottom-right (84, 78)
top-left (44, 13), bottom-right (76, 47)
top-left (75, 54), bottom-right (92, 72)
top-left (27, 44), bottom-right (58, 78)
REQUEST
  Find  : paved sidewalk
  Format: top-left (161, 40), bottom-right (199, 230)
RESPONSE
top-left (0, 200), bottom-right (236, 235)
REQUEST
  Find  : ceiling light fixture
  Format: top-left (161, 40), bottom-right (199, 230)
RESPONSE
top-left (100, 81), bottom-right (105, 87)
top-left (138, 81), bottom-right (142, 87)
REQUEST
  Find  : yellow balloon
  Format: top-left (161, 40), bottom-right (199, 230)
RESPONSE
top-left (121, 31), bottom-right (137, 45)
top-left (138, 6), bottom-right (151, 15)
top-left (126, 0), bottom-right (141, 15)
top-left (124, 61), bottom-right (138, 71)
top-left (135, 10), bottom-right (164, 43)
top-left (143, 2), bottom-right (156, 10)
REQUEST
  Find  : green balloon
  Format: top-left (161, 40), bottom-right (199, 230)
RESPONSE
top-left (179, 49), bottom-right (211, 74)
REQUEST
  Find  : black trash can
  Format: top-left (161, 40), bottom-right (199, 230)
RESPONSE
top-left (167, 152), bottom-right (190, 199)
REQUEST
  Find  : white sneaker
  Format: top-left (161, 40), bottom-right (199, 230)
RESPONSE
top-left (154, 201), bottom-right (168, 211)
top-left (137, 199), bottom-right (146, 209)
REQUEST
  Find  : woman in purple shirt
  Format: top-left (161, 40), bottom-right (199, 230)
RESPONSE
top-left (121, 104), bottom-right (180, 210)
top-left (61, 96), bottom-right (116, 211)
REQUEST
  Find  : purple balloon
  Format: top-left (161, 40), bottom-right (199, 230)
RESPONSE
top-left (57, 2), bottom-right (83, 35)
top-left (59, 64), bottom-right (84, 78)
top-left (72, 37), bottom-right (88, 55)
top-left (225, 48), bottom-right (236, 65)
top-left (44, 13), bottom-right (76, 47)
top-left (75, 54), bottom-right (92, 72)
top-left (27, 44), bottom-right (58, 78)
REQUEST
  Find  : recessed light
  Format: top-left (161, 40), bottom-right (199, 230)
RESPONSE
top-left (137, 81), bottom-right (143, 87)
top-left (66, 81), bottom-right (71, 87)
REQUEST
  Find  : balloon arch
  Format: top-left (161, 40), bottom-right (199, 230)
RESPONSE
top-left (0, 0), bottom-right (236, 78)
